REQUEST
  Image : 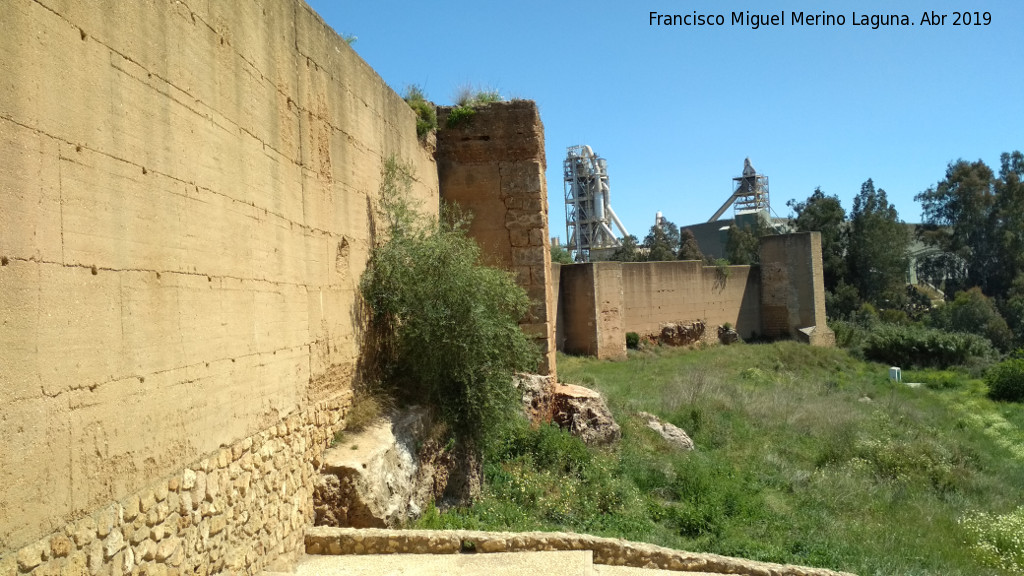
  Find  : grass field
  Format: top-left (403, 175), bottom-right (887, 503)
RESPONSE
top-left (417, 342), bottom-right (1024, 575)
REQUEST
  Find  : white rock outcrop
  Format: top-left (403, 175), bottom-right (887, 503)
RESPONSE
top-left (638, 411), bottom-right (694, 451)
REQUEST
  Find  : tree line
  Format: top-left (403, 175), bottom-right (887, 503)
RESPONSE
top-left (788, 151), bottom-right (1024, 351)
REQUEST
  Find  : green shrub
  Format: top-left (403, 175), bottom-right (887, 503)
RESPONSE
top-left (550, 243), bottom-right (574, 265)
top-left (445, 106), bottom-right (476, 128)
top-left (825, 281), bottom-right (862, 320)
top-left (626, 332), bottom-right (640, 349)
top-left (985, 358), bottom-right (1024, 402)
top-left (829, 320), bottom-right (868, 350)
top-left (862, 324), bottom-right (994, 368)
top-left (927, 287), bottom-right (1013, 352)
top-left (360, 157), bottom-right (538, 444)
top-left (403, 85), bottom-right (437, 139)
top-left (878, 308), bottom-right (911, 325)
top-left (446, 86), bottom-right (503, 128)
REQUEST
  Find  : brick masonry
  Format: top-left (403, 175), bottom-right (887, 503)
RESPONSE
top-left (436, 102), bottom-right (557, 376)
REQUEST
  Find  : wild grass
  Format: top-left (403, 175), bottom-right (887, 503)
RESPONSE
top-left (419, 341), bottom-right (1024, 575)
top-left (453, 84), bottom-right (502, 107)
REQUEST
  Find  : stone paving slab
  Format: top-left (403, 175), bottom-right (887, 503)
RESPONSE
top-left (292, 551), bottom-right (593, 576)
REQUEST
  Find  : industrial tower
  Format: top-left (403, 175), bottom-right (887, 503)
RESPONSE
top-left (708, 157), bottom-right (770, 227)
top-left (563, 145), bottom-right (629, 262)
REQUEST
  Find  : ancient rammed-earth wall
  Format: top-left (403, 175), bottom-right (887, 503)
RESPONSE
top-left (435, 103), bottom-right (556, 376)
top-left (1, 1), bottom-right (437, 573)
top-left (558, 233), bottom-right (832, 359)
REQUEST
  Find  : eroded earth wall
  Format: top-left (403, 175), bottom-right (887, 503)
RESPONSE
top-left (436, 102), bottom-right (556, 375)
top-left (760, 232), bottom-right (834, 345)
top-left (621, 261), bottom-right (761, 340)
top-left (0, 0), bottom-right (437, 573)
top-left (558, 234), bottom-right (831, 355)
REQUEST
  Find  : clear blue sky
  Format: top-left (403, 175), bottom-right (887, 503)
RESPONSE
top-left (306, 0), bottom-right (1023, 241)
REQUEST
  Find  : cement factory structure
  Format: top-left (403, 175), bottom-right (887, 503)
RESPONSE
top-left (563, 153), bottom-right (777, 261)
top-left (563, 145), bottom-right (629, 262)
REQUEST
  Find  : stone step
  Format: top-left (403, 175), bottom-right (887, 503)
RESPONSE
top-left (284, 551), bottom-right (594, 576)
top-left (593, 565), bottom-right (722, 576)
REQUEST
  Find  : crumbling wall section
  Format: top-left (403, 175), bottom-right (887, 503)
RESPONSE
top-left (436, 102), bottom-right (556, 375)
top-left (0, 0), bottom-right (436, 572)
top-left (559, 263), bottom-right (626, 360)
top-left (759, 232), bottom-right (834, 346)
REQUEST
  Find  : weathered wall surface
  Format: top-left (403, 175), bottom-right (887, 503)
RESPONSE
top-left (558, 234), bottom-right (831, 356)
top-left (760, 232), bottom-right (834, 346)
top-left (1, 0), bottom-right (436, 572)
top-left (559, 263), bottom-right (626, 360)
top-left (559, 265), bottom-right (598, 357)
top-left (436, 102), bottom-right (556, 375)
top-left (620, 261), bottom-right (761, 339)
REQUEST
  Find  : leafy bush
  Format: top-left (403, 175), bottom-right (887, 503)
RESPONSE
top-left (403, 85), bottom-right (437, 139)
top-left (862, 324), bottom-right (994, 368)
top-left (360, 157), bottom-right (538, 444)
top-left (928, 287), bottom-right (1014, 352)
top-left (878, 309), bottom-right (911, 325)
top-left (985, 358), bottom-right (1024, 402)
top-left (829, 320), bottom-right (868, 350)
top-left (625, 332), bottom-right (640, 349)
top-left (445, 106), bottom-right (476, 128)
top-left (550, 243), bottom-right (574, 265)
top-left (825, 281), bottom-right (862, 320)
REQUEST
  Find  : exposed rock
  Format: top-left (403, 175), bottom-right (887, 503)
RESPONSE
top-left (313, 407), bottom-right (471, 528)
top-left (658, 321), bottom-right (706, 346)
top-left (717, 325), bottom-right (740, 345)
top-left (638, 412), bottom-right (694, 451)
top-left (551, 383), bottom-right (621, 445)
top-left (513, 373), bottom-right (555, 424)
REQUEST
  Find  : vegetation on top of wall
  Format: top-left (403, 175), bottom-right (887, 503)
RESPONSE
top-left (445, 86), bottom-right (504, 128)
top-left (359, 156), bottom-right (538, 446)
top-left (403, 85), bottom-right (437, 139)
top-left (445, 106), bottom-right (477, 129)
top-left (454, 85), bottom-right (503, 107)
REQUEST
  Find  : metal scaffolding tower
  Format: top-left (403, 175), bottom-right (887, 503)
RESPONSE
top-left (563, 145), bottom-right (629, 262)
top-left (707, 158), bottom-right (770, 224)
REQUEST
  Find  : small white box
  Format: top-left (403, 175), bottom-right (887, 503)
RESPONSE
top-left (889, 367), bottom-right (902, 382)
